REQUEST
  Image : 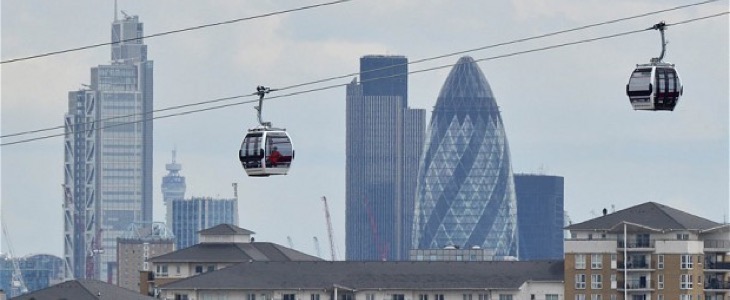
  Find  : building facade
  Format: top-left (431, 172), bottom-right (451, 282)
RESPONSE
top-left (117, 222), bottom-right (174, 292)
top-left (161, 150), bottom-right (186, 226)
top-left (63, 13), bottom-right (153, 282)
top-left (158, 260), bottom-right (564, 300)
top-left (171, 197), bottom-right (238, 250)
top-left (515, 174), bottom-right (565, 261)
top-left (564, 202), bottom-right (730, 300)
top-left (412, 56), bottom-right (517, 259)
top-left (346, 55), bottom-right (426, 261)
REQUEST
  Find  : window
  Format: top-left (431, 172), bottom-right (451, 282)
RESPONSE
top-left (479, 294), bottom-right (489, 300)
top-left (195, 265), bottom-right (203, 274)
top-left (681, 255), bottom-right (694, 269)
top-left (464, 294), bottom-right (473, 300)
top-left (591, 274), bottom-right (603, 289)
top-left (658, 274), bottom-right (664, 289)
top-left (248, 294), bottom-right (256, 300)
top-left (207, 265), bottom-right (215, 272)
top-left (176, 265), bottom-right (181, 274)
top-left (546, 295), bottom-right (558, 300)
top-left (610, 254), bottom-right (617, 269)
top-left (499, 295), bottom-right (513, 300)
top-left (575, 294), bottom-right (585, 300)
top-left (677, 233), bottom-right (689, 240)
top-left (175, 295), bottom-right (189, 300)
top-left (680, 295), bottom-right (692, 300)
top-left (591, 295), bottom-right (601, 300)
top-left (591, 254), bottom-right (603, 269)
top-left (611, 274), bottom-right (617, 289)
top-left (367, 295), bottom-right (375, 300)
top-left (576, 254), bottom-right (586, 269)
top-left (311, 294), bottom-right (320, 300)
top-left (419, 295), bottom-right (428, 300)
top-left (681, 274), bottom-right (694, 289)
top-left (283, 295), bottom-right (296, 300)
top-left (393, 295), bottom-right (405, 300)
top-left (576, 274), bottom-right (587, 289)
top-left (657, 295), bottom-right (663, 300)
top-left (156, 264), bottom-right (168, 276)
top-left (610, 295), bottom-right (616, 300)
top-left (434, 295), bottom-right (444, 300)
top-left (657, 255), bottom-right (664, 269)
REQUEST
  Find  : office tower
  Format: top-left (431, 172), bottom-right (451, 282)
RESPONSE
top-left (564, 202), bottom-right (730, 300)
top-left (412, 56), bottom-right (517, 260)
top-left (162, 150), bottom-right (186, 226)
top-left (514, 173), bottom-right (564, 260)
top-left (346, 55), bottom-right (426, 261)
top-left (0, 254), bottom-right (64, 297)
top-left (63, 12), bottom-right (153, 282)
top-left (171, 197), bottom-right (239, 250)
top-left (117, 222), bottom-right (174, 292)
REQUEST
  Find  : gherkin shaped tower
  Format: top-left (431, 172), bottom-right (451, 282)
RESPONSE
top-left (412, 56), bottom-right (517, 259)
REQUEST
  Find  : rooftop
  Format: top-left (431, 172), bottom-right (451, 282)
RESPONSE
top-left (566, 202), bottom-right (721, 232)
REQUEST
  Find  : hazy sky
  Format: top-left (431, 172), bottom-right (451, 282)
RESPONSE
top-left (1, 1), bottom-right (728, 259)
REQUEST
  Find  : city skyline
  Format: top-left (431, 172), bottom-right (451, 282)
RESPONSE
top-left (1, 1), bottom-right (728, 259)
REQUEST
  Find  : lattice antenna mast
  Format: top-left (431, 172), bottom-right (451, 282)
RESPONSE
top-left (321, 196), bottom-right (337, 261)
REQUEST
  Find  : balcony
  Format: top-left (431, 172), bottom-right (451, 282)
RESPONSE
top-left (705, 262), bottom-right (730, 271)
top-left (705, 239), bottom-right (730, 251)
top-left (617, 240), bottom-right (655, 250)
top-left (618, 280), bottom-right (653, 291)
top-left (618, 261), bottom-right (653, 270)
top-left (704, 280), bottom-right (730, 291)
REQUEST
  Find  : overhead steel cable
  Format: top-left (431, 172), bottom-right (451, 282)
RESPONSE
top-left (0, 0), bottom-right (354, 64)
top-left (1, 12), bottom-right (726, 147)
top-left (2, 1), bottom-right (723, 141)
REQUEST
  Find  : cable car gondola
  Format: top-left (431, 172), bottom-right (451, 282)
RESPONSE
top-left (239, 86), bottom-right (294, 177)
top-left (626, 22), bottom-right (683, 111)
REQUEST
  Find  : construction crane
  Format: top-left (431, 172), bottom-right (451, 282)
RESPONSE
top-left (363, 197), bottom-right (388, 261)
top-left (2, 219), bottom-right (28, 296)
top-left (313, 236), bottom-right (322, 259)
top-left (321, 196), bottom-right (337, 261)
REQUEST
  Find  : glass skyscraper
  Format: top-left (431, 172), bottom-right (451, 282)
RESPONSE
top-left (514, 174), bottom-right (564, 260)
top-left (171, 197), bottom-right (239, 250)
top-left (346, 55), bottom-right (426, 261)
top-left (63, 13), bottom-right (153, 282)
top-left (412, 56), bottom-right (517, 259)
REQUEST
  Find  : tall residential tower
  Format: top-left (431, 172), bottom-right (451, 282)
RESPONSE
top-left (346, 55), bottom-right (426, 261)
top-left (63, 13), bottom-right (153, 282)
top-left (412, 56), bottom-right (517, 260)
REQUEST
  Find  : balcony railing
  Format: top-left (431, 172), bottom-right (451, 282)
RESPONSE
top-left (705, 239), bottom-right (730, 250)
top-left (618, 280), bottom-right (653, 290)
top-left (618, 261), bottom-right (652, 269)
top-left (706, 262), bottom-right (730, 270)
top-left (617, 240), bottom-right (655, 248)
top-left (705, 280), bottom-right (730, 290)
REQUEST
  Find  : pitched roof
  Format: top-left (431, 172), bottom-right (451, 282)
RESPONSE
top-left (566, 202), bottom-right (720, 231)
top-left (199, 223), bottom-right (255, 235)
top-left (160, 260), bottom-right (564, 290)
top-left (12, 279), bottom-right (155, 300)
top-left (150, 242), bottom-right (322, 263)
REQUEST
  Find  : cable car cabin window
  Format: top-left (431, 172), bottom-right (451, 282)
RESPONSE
top-left (265, 133), bottom-right (293, 168)
top-left (240, 133), bottom-right (263, 169)
top-left (627, 69), bottom-right (652, 97)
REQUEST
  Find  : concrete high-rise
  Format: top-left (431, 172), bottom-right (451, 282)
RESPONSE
top-left (171, 197), bottom-right (239, 250)
top-left (63, 12), bottom-right (153, 282)
top-left (412, 56), bottom-right (517, 260)
top-left (162, 150), bottom-right (186, 226)
top-left (346, 55), bottom-right (426, 261)
top-left (514, 173), bottom-right (564, 260)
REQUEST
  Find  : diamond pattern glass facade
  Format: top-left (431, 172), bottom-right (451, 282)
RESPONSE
top-left (412, 56), bottom-right (517, 259)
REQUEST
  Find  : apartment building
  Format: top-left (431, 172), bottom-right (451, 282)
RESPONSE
top-left (564, 202), bottom-right (730, 300)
